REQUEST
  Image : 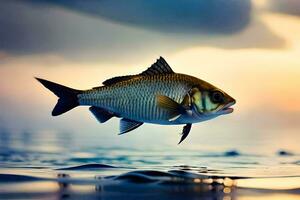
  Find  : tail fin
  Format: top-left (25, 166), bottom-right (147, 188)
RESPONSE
top-left (35, 78), bottom-right (82, 116)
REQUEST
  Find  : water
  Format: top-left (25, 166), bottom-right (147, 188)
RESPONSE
top-left (0, 130), bottom-right (300, 200)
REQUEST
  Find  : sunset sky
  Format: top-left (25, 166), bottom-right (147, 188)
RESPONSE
top-left (1, 0), bottom-right (300, 152)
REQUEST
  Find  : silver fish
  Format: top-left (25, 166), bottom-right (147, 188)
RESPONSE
top-left (36, 57), bottom-right (236, 144)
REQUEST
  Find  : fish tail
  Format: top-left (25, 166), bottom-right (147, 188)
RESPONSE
top-left (35, 77), bottom-right (82, 116)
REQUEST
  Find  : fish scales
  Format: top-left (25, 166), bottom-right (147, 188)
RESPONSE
top-left (78, 74), bottom-right (194, 123)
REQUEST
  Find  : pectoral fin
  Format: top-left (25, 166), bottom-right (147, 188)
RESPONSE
top-left (89, 106), bottom-right (114, 123)
top-left (119, 118), bottom-right (143, 135)
top-left (156, 95), bottom-right (186, 120)
top-left (156, 95), bottom-right (183, 112)
top-left (178, 123), bottom-right (192, 144)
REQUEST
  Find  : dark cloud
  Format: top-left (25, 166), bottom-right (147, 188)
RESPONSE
top-left (270, 0), bottom-right (300, 16)
top-left (0, 2), bottom-right (58, 54)
top-left (0, 0), bottom-right (285, 61)
top-left (0, 0), bottom-right (151, 58)
top-left (25, 0), bottom-right (251, 34)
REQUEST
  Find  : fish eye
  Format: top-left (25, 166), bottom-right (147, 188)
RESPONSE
top-left (210, 91), bottom-right (224, 103)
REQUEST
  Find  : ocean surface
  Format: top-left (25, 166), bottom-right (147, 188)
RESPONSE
top-left (0, 130), bottom-right (300, 200)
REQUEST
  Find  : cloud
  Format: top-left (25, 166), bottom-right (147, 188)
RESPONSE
top-left (0, 0), bottom-right (285, 61)
top-left (25, 0), bottom-right (251, 34)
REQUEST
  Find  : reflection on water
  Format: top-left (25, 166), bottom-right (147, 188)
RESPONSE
top-left (0, 179), bottom-right (236, 200)
top-left (0, 170), bottom-right (299, 200)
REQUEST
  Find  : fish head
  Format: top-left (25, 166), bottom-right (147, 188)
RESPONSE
top-left (189, 82), bottom-right (236, 117)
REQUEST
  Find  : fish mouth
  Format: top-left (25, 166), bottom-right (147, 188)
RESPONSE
top-left (219, 100), bottom-right (236, 115)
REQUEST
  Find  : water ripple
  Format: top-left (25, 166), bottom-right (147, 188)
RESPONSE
top-left (57, 163), bottom-right (119, 170)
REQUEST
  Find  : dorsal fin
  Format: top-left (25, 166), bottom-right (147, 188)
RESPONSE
top-left (102, 57), bottom-right (174, 86)
top-left (140, 57), bottom-right (174, 76)
top-left (102, 75), bottom-right (136, 86)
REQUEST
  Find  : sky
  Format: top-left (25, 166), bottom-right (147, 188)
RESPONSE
top-left (0, 0), bottom-right (300, 152)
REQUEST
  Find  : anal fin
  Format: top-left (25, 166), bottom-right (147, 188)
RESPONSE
top-left (89, 106), bottom-right (114, 123)
top-left (119, 118), bottom-right (143, 135)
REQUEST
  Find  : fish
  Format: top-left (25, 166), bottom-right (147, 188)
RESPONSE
top-left (36, 57), bottom-right (236, 144)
